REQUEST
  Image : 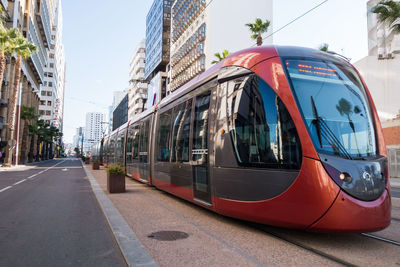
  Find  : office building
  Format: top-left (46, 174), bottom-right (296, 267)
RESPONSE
top-left (170, 0), bottom-right (273, 91)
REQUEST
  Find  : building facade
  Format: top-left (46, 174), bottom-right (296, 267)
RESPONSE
top-left (144, 0), bottom-right (173, 107)
top-left (112, 94), bottom-right (128, 131)
top-left (0, 0), bottom-right (61, 164)
top-left (169, 0), bottom-right (273, 92)
top-left (84, 112), bottom-right (105, 154)
top-left (355, 0), bottom-right (400, 121)
top-left (145, 0), bottom-right (173, 80)
top-left (128, 39), bottom-right (148, 119)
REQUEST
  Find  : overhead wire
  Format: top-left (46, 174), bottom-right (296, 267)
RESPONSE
top-left (253, 0), bottom-right (329, 47)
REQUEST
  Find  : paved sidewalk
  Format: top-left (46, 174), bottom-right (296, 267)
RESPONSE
top-left (391, 178), bottom-right (400, 188)
top-left (82, 163), bottom-right (340, 267)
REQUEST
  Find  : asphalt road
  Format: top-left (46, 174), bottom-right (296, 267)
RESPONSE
top-left (0, 159), bottom-right (126, 267)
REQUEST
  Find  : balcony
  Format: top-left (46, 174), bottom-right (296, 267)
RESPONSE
top-left (35, 0), bottom-right (51, 49)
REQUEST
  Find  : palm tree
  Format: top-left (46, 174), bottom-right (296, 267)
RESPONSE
top-left (245, 18), bottom-right (270, 46)
top-left (3, 33), bottom-right (37, 166)
top-left (211, 50), bottom-right (230, 64)
top-left (373, 0), bottom-right (400, 33)
top-left (20, 106), bottom-right (38, 163)
top-left (0, 28), bottom-right (19, 94)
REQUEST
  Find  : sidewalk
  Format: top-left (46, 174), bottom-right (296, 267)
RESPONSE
top-left (81, 163), bottom-right (340, 267)
top-left (391, 178), bottom-right (400, 188)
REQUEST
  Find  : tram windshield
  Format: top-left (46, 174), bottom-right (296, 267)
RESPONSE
top-left (285, 58), bottom-right (376, 159)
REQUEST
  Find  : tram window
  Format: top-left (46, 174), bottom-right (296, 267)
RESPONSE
top-left (157, 110), bottom-right (172, 162)
top-left (171, 99), bottom-right (192, 162)
top-left (226, 74), bottom-right (302, 169)
top-left (193, 93), bottom-right (210, 162)
top-left (116, 133), bottom-right (125, 159)
top-left (139, 120), bottom-right (150, 163)
top-left (126, 127), bottom-right (133, 164)
top-left (132, 125), bottom-right (140, 160)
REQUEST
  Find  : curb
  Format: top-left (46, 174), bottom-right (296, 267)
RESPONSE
top-left (81, 161), bottom-right (157, 267)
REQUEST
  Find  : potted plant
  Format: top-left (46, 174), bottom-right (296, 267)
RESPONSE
top-left (84, 156), bottom-right (90, 164)
top-left (92, 159), bottom-right (100, 170)
top-left (106, 164), bottom-right (125, 193)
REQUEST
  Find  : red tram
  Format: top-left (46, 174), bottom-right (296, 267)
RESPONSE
top-left (92, 46), bottom-right (391, 233)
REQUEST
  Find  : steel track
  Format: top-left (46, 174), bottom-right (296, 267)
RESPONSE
top-left (255, 226), bottom-right (357, 267)
top-left (361, 233), bottom-right (400, 246)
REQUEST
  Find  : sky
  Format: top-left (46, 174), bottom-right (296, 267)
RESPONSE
top-left (62, 0), bottom-right (369, 144)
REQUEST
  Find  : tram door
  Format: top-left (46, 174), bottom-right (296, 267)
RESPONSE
top-left (191, 92), bottom-right (211, 205)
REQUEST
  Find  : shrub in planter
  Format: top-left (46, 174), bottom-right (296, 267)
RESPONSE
top-left (106, 164), bottom-right (125, 193)
top-left (85, 157), bottom-right (90, 164)
top-left (92, 159), bottom-right (100, 170)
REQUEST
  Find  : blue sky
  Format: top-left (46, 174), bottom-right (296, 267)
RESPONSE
top-left (62, 0), bottom-right (369, 143)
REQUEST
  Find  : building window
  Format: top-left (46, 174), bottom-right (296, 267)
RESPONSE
top-left (47, 91), bottom-right (52, 96)
top-left (48, 82), bottom-right (53, 87)
top-left (47, 101), bottom-right (52, 106)
top-left (40, 100), bottom-right (45, 105)
top-left (46, 111), bottom-right (51, 116)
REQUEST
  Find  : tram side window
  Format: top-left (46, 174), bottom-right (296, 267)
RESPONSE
top-left (171, 100), bottom-right (192, 162)
top-left (116, 133), bottom-right (125, 159)
top-left (109, 136), bottom-right (116, 160)
top-left (226, 74), bottom-right (302, 169)
top-left (132, 125), bottom-right (140, 161)
top-left (157, 110), bottom-right (172, 162)
top-left (139, 120), bottom-right (150, 163)
top-left (126, 127), bottom-right (133, 164)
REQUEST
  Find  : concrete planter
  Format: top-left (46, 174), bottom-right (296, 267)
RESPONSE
top-left (92, 162), bottom-right (100, 170)
top-left (107, 173), bottom-right (125, 193)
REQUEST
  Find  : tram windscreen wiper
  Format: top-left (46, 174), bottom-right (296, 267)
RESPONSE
top-left (311, 96), bottom-right (353, 160)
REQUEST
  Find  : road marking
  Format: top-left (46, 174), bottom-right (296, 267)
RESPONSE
top-left (0, 160), bottom-right (67, 193)
top-left (0, 186), bottom-right (12, 193)
top-left (61, 168), bottom-right (68, 171)
top-left (13, 179), bottom-right (26, 185)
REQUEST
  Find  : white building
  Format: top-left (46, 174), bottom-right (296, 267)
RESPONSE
top-left (354, 0), bottom-right (400, 121)
top-left (84, 112), bottom-right (105, 154)
top-left (38, 0), bottom-right (66, 131)
top-left (169, 0), bottom-right (273, 92)
top-left (128, 39), bottom-right (148, 120)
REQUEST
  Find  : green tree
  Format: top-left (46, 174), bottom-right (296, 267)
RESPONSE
top-left (3, 32), bottom-right (37, 166)
top-left (20, 106), bottom-right (38, 163)
top-left (211, 50), bottom-right (230, 64)
top-left (245, 18), bottom-right (270, 46)
top-left (373, 0), bottom-right (400, 33)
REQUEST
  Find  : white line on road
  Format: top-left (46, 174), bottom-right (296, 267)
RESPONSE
top-left (0, 186), bottom-right (12, 193)
top-left (13, 179), bottom-right (26, 185)
top-left (0, 160), bottom-right (67, 193)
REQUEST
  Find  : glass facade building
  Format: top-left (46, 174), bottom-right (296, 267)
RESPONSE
top-left (145, 0), bottom-right (174, 79)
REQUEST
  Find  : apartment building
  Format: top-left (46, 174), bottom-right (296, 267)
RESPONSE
top-left (0, 0), bottom-right (59, 164)
top-left (128, 39), bottom-right (148, 119)
top-left (170, 0), bottom-right (273, 92)
top-left (38, 0), bottom-right (65, 132)
top-left (84, 112), bottom-right (105, 154)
